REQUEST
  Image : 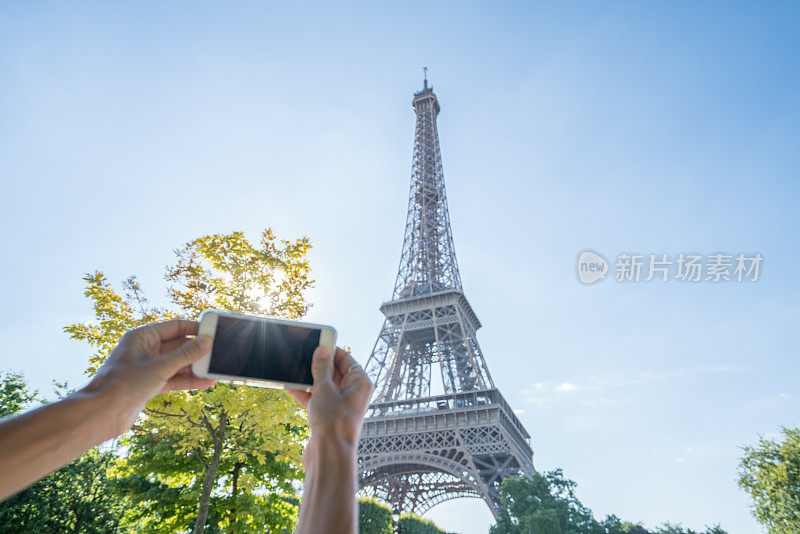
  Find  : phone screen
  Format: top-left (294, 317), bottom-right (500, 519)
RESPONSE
top-left (208, 315), bottom-right (320, 386)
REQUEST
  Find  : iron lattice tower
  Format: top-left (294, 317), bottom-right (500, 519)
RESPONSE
top-left (358, 78), bottom-right (535, 520)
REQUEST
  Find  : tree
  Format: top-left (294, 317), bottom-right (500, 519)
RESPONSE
top-left (0, 373), bottom-right (125, 533)
top-left (652, 524), bottom-right (727, 534)
top-left (491, 470), bottom-right (727, 534)
top-left (738, 427), bottom-right (800, 533)
top-left (65, 229), bottom-right (313, 533)
top-left (491, 469), bottom-right (606, 534)
top-left (398, 514), bottom-right (449, 534)
top-left (358, 498), bottom-right (393, 534)
top-left (356, 498), bottom-right (451, 534)
top-left (619, 523), bottom-right (650, 534)
top-left (0, 449), bottom-right (126, 534)
top-left (0, 371), bottom-right (38, 418)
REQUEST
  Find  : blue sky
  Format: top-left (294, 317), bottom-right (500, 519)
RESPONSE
top-left (1, 2), bottom-right (799, 532)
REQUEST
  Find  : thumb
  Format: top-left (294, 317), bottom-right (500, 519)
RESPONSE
top-left (311, 346), bottom-right (334, 385)
top-left (158, 336), bottom-right (212, 375)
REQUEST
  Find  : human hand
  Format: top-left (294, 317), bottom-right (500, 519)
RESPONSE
top-left (288, 347), bottom-right (373, 448)
top-left (290, 347), bottom-right (373, 534)
top-left (81, 319), bottom-right (216, 438)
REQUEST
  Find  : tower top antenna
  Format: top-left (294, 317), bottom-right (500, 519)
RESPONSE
top-left (423, 66), bottom-right (428, 88)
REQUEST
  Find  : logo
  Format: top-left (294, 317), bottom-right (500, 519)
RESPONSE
top-left (577, 250), bottom-right (609, 285)
top-left (575, 250), bottom-right (761, 285)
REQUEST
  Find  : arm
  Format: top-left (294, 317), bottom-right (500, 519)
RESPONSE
top-left (290, 347), bottom-right (373, 534)
top-left (0, 319), bottom-right (215, 501)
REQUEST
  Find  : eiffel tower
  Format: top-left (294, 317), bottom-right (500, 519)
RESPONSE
top-left (357, 74), bottom-right (535, 520)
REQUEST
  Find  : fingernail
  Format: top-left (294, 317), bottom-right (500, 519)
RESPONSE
top-left (196, 336), bottom-right (212, 350)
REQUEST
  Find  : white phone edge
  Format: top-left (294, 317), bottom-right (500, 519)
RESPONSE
top-left (190, 309), bottom-right (337, 392)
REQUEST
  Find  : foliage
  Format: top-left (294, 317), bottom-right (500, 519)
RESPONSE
top-left (491, 470), bottom-right (727, 534)
top-left (357, 497), bottom-right (450, 534)
top-left (0, 370), bottom-right (39, 418)
top-left (620, 523), bottom-right (651, 534)
top-left (64, 229), bottom-right (313, 533)
top-left (398, 514), bottom-right (449, 534)
top-left (0, 372), bottom-right (125, 533)
top-left (491, 469), bottom-right (606, 534)
top-left (738, 427), bottom-right (800, 533)
top-left (0, 449), bottom-right (126, 534)
top-left (652, 524), bottom-right (727, 534)
top-left (358, 497), bottom-right (394, 534)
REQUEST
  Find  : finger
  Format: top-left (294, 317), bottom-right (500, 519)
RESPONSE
top-left (144, 319), bottom-right (199, 342)
top-left (161, 376), bottom-right (216, 393)
top-left (332, 366), bottom-right (344, 388)
top-left (154, 335), bottom-right (212, 377)
top-left (310, 346), bottom-right (334, 385)
top-left (333, 347), bottom-right (358, 376)
top-left (334, 347), bottom-right (349, 368)
top-left (158, 336), bottom-right (192, 356)
top-left (287, 388), bottom-right (311, 409)
top-left (343, 365), bottom-right (371, 394)
top-left (333, 347), bottom-right (368, 394)
top-left (342, 365), bottom-right (374, 409)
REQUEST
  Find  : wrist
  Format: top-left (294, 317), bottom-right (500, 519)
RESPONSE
top-left (304, 433), bottom-right (357, 470)
top-left (74, 379), bottom-right (134, 440)
top-left (297, 433), bottom-right (358, 534)
top-left (307, 412), bottom-right (363, 447)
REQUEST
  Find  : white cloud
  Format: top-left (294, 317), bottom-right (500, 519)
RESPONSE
top-left (525, 394), bottom-right (554, 407)
top-left (607, 364), bottom-right (746, 388)
top-left (521, 365), bottom-right (745, 416)
top-left (582, 395), bottom-right (620, 409)
top-left (568, 414), bottom-right (603, 430)
top-left (555, 382), bottom-right (579, 393)
top-left (674, 445), bottom-right (733, 466)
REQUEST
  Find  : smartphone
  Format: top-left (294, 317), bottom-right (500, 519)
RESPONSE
top-left (191, 309), bottom-right (337, 391)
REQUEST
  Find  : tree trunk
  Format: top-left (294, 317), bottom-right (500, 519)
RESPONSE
top-left (193, 411), bottom-right (228, 534)
top-left (228, 461), bottom-right (243, 531)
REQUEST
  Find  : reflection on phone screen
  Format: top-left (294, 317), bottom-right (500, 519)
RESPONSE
top-left (208, 316), bottom-right (320, 386)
